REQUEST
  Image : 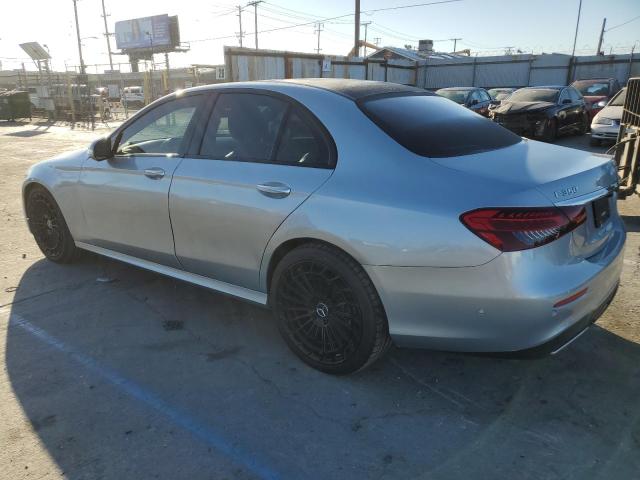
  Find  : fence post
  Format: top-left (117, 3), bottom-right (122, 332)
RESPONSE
top-left (471, 56), bottom-right (478, 86)
top-left (527, 56), bottom-right (534, 86)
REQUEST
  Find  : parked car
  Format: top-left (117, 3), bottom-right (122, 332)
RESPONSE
top-left (487, 87), bottom-right (517, 111)
top-left (435, 87), bottom-right (492, 116)
top-left (590, 87), bottom-right (626, 146)
top-left (490, 85), bottom-right (589, 142)
top-left (121, 86), bottom-right (145, 107)
top-left (571, 78), bottom-right (621, 119)
top-left (23, 79), bottom-right (624, 374)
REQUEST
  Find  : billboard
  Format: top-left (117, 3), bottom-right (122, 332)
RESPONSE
top-left (19, 42), bottom-right (51, 60)
top-left (115, 14), bottom-right (172, 50)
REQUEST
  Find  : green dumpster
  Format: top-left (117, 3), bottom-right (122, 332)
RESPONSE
top-left (0, 90), bottom-right (32, 121)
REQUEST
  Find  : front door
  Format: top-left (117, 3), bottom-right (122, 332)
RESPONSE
top-left (77, 94), bottom-right (204, 267)
top-left (170, 92), bottom-right (335, 290)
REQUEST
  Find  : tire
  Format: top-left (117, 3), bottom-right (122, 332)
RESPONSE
top-left (590, 137), bottom-right (601, 147)
top-left (271, 243), bottom-right (392, 375)
top-left (25, 186), bottom-right (76, 263)
top-left (540, 118), bottom-right (557, 143)
top-left (576, 114), bottom-right (589, 136)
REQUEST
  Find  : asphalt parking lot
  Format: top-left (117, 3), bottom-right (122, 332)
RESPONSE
top-left (1, 121), bottom-right (639, 480)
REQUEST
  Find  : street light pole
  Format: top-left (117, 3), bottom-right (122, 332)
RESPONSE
top-left (72, 0), bottom-right (86, 74)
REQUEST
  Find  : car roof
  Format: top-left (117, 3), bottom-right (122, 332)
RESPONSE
top-left (437, 87), bottom-right (479, 91)
top-left (520, 85), bottom-right (565, 90)
top-left (190, 78), bottom-right (429, 101)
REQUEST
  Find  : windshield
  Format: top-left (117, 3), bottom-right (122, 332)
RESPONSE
top-left (573, 81), bottom-right (610, 96)
top-left (436, 89), bottom-right (468, 104)
top-left (488, 88), bottom-right (513, 99)
top-left (360, 94), bottom-right (520, 158)
top-left (609, 88), bottom-right (626, 106)
top-left (508, 89), bottom-right (559, 103)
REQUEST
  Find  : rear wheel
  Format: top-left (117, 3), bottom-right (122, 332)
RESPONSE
top-left (271, 243), bottom-right (391, 375)
top-left (26, 186), bottom-right (76, 263)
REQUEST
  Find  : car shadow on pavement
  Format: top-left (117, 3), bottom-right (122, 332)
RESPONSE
top-left (3, 256), bottom-right (640, 480)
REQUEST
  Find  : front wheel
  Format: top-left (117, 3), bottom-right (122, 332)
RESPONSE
top-left (26, 186), bottom-right (76, 263)
top-left (271, 243), bottom-right (392, 375)
top-left (540, 118), bottom-right (557, 143)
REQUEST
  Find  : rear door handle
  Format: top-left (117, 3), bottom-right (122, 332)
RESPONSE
top-left (256, 182), bottom-right (291, 198)
top-left (144, 167), bottom-right (165, 179)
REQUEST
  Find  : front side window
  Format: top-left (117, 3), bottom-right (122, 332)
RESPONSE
top-left (115, 95), bottom-right (201, 155)
top-left (558, 89), bottom-right (570, 104)
top-left (200, 93), bottom-right (287, 161)
top-left (360, 94), bottom-right (521, 158)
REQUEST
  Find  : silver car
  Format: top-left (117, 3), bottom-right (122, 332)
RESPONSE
top-left (23, 79), bottom-right (625, 374)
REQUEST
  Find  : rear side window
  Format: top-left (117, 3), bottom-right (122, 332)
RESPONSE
top-left (275, 110), bottom-right (332, 167)
top-left (360, 94), bottom-right (520, 158)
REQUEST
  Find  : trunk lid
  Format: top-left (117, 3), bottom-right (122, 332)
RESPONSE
top-left (432, 139), bottom-right (619, 258)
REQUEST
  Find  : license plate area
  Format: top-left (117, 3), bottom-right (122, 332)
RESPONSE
top-left (592, 194), bottom-right (611, 228)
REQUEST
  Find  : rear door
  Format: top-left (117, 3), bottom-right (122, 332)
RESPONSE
top-left (169, 91), bottom-right (335, 290)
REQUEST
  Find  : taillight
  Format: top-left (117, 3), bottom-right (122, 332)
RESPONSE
top-left (460, 206), bottom-right (586, 252)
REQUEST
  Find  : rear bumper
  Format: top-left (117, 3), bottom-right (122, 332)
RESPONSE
top-left (364, 221), bottom-right (626, 353)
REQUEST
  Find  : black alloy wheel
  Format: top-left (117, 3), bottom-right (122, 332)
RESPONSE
top-left (26, 187), bottom-right (76, 263)
top-left (272, 243), bottom-right (391, 374)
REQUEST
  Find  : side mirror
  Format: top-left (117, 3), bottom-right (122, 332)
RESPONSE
top-left (90, 136), bottom-right (113, 161)
top-left (562, 99), bottom-right (572, 105)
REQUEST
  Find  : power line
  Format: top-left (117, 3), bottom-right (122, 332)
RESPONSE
top-left (605, 14), bottom-right (640, 32)
top-left (187, 0), bottom-right (462, 44)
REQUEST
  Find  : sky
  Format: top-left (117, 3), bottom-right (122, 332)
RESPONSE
top-left (0, 0), bottom-right (639, 73)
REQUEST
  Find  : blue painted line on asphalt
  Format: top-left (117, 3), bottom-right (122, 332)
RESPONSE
top-left (10, 313), bottom-right (282, 480)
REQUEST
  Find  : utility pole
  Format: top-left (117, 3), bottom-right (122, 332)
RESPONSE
top-left (373, 37), bottom-right (381, 47)
top-left (571, 0), bottom-right (582, 57)
top-left (596, 17), bottom-right (606, 55)
top-left (354, 0), bottom-right (360, 57)
top-left (100, 0), bottom-right (114, 70)
top-left (361, 21), bottom-right (371, 56)
top-left (450, 38), bottom-right (462, 52)
top-left (314, 23), bottom-right (324, 54)
top-left (72, 0), bottom-right (86, 74)
top-left (247, 1), bottom-right (262, 49)
top-left (237, 5), bottom-right (244, 47)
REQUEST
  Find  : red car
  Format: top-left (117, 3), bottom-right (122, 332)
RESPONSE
top-left (571, 78), bottom-right (621, 119)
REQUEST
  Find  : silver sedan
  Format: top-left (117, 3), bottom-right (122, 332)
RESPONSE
top-left (23, 79), bottom-right (625, 374)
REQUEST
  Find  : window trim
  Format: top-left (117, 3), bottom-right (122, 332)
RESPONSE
top-left (110, 92), bottom-right (207, 158)
top-left (187, 88), bottom-right (338, 170)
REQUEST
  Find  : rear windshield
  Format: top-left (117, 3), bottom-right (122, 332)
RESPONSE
top-left (573, 81), bottom-right (610, 96)
top-left (360, 94), bottom-right (521, 158)
top-left (436, 89), bottom-right (468, 104)
top-left (508, 89), bottom-right (559, 103)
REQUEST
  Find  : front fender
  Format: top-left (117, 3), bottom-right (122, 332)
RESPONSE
top-left (23, 148), bottom-right (89, 238)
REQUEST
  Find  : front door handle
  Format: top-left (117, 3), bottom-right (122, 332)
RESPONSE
top-left (144, 167), bottom-right (165, 179)
top-left (256, 182), bottom-right (291, 198)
